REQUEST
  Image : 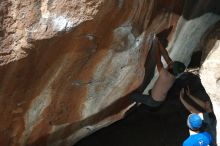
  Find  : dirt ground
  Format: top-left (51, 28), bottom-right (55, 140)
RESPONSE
top-left (74, 101), bottom-right (190, 146)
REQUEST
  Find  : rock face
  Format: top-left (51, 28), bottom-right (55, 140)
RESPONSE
top-left (0, 0), bottom-right (220, 146)
top-left (200, 23), bottom-right (220, 144)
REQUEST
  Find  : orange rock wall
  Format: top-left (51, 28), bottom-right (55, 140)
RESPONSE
top-left (0, 0), bottom-right (220, 146)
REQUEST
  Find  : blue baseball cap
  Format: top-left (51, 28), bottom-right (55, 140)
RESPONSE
top-left (187, 113), bottom-right (202, 130)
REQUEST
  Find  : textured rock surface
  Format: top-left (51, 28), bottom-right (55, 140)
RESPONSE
top-left (200, 24), bottom-right (220, 144)
top-left (0, 0), bottom-right (220, 146)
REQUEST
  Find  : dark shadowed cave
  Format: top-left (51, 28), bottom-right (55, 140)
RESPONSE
top-left (1, 0), bottom-right (220, 146)
top-left (73, 51), bottom-right (205, 146)
top-left (74, 104), bottom-right (189, 146)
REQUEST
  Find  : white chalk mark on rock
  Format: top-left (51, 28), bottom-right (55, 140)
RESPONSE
top-left (41, 0), bottom-right (50, 18)
top-left (52, 15), bottom-right (74, 32)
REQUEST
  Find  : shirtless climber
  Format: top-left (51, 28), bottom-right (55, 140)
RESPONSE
top-left (130, 34), bottom-right (186, 108)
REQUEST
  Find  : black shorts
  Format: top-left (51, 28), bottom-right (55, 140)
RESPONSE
top-left (130, 91), bottom-right (163, 108)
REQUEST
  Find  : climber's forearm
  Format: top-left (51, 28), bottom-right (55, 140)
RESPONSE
top-left (155, 40), bottom-right (163, 72)
top-left (158, 41), bottom-right (173, 65)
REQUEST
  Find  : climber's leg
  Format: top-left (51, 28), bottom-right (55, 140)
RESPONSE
top-left (130, 92), bottom-right (163, 108)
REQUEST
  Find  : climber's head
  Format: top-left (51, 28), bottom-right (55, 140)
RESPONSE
top-left (168, 61), bottom-right (186, 77)
top-left (187, 113), bottom-right (203, 131)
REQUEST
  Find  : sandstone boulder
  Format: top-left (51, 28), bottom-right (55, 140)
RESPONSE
top-left (200, 24), bottom-right (220, 144)
top-left (0, 0), bottom-right (220, 146)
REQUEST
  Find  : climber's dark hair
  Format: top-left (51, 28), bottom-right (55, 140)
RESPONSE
top-left (172, 61), bottom-right (186, 76)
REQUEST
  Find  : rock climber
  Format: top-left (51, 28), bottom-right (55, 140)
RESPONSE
top-left (183, 113), bottom-right (212, 146)
top-left (130, 33), bottom-right (186, 109)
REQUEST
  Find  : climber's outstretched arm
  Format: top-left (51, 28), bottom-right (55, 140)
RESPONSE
top-left (157, 40), bottom-right (173, 65)
top-left (155, 39), bottom-right (163, 72)
top-left (185, 87), bottom-right (213, 113)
